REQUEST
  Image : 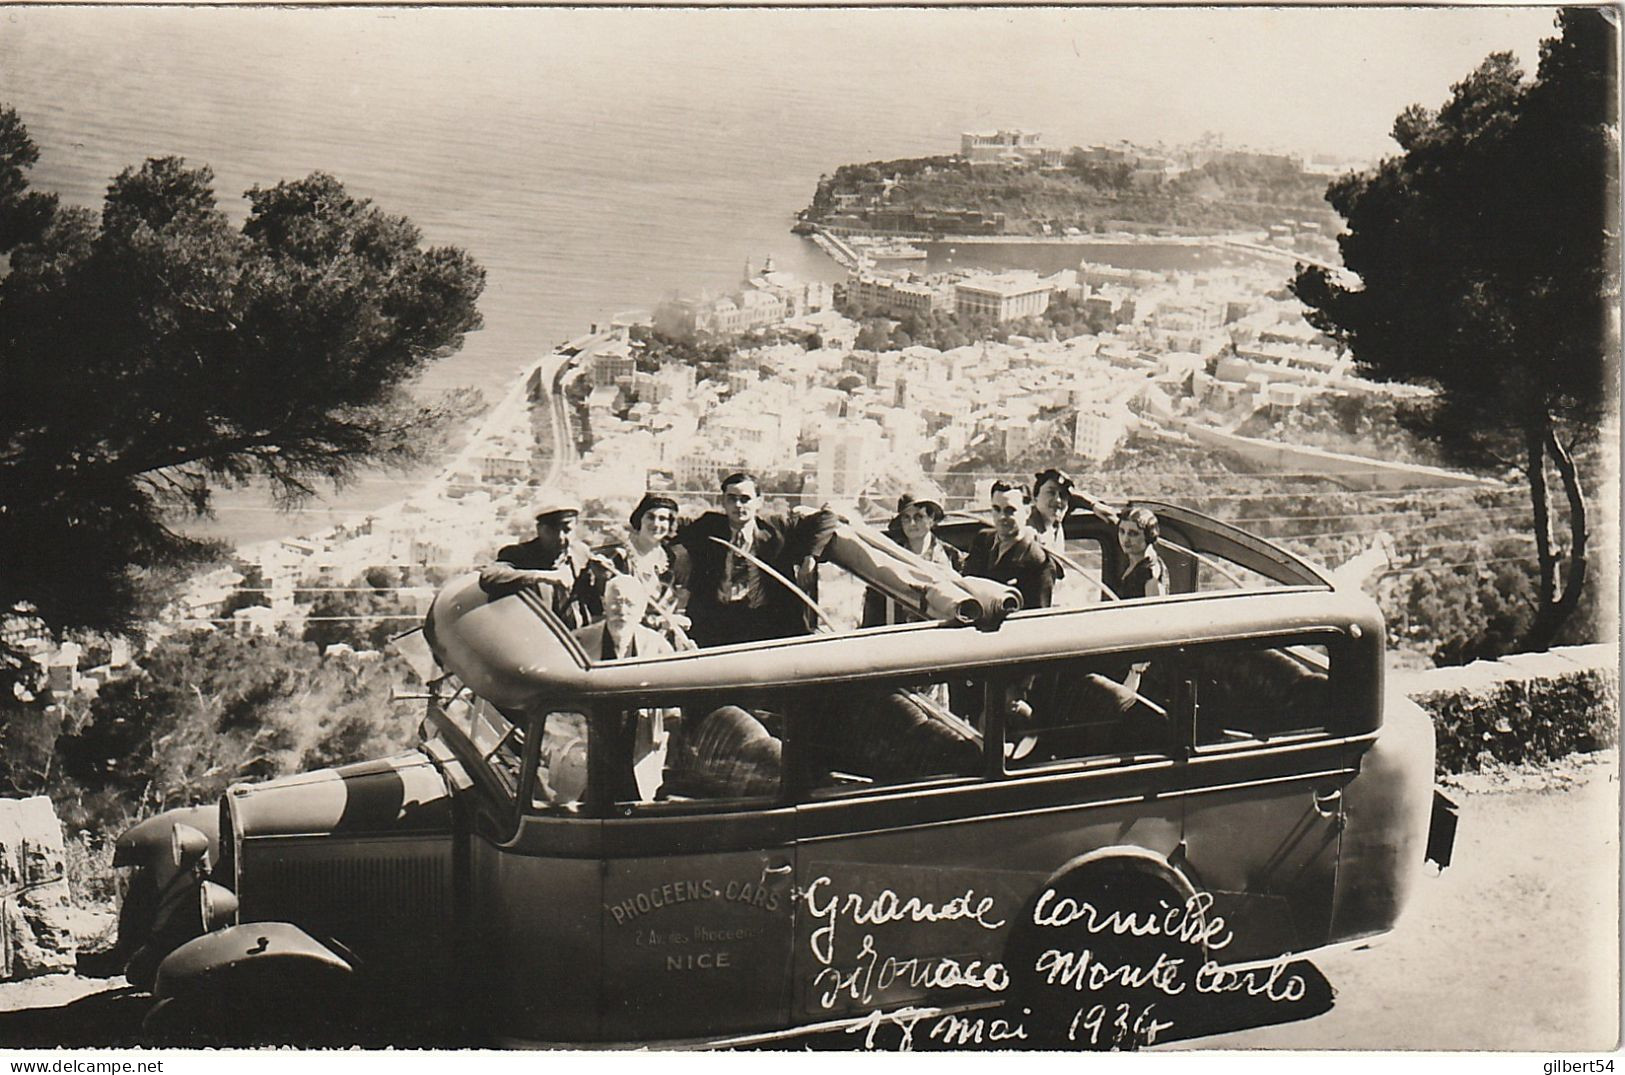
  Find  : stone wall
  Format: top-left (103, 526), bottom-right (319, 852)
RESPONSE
top-left (0, 796), bottom-right (78, 978)
top-left (1394, 643), bottom-right (1620, 775)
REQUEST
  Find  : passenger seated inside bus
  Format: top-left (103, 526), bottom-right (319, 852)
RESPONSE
top-left (1005, 657), bottom-right (1172, 766)
top-left (1188, 644), bottom-right (1332, 743)
top-left (630, 682), bottom-right (984, 802)
top-left (659, 702), bottom-right (783, 800)
top-left (799, 685), bottom-right (981, 788)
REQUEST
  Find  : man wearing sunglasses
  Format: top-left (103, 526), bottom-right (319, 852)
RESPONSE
top-left (963, 479), bottom-right (1055, 612)
top-left (674, 471), bottom-right (837, 648)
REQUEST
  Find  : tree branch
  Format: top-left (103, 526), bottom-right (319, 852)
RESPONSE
top-left (1525, 426), bottom-right (1557, 612)
top-left (1546, 427), bottom-right (1589, 607)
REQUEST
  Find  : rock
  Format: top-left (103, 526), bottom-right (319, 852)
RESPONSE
top-left (0, 797), bottom-right (78, 978)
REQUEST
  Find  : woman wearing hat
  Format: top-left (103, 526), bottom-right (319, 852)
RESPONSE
top-left (590, 492), bottom-right (693, 647)
top-left (861, 487), bottom-right (965, 628)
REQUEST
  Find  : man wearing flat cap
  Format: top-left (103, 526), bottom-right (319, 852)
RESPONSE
top-left (479, 497), bottom-right (595, 627)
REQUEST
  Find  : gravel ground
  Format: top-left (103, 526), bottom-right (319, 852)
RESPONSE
top-left (0, 751), bottom-right (1616, 1050)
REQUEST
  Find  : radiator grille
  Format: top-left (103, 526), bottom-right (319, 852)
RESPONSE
top-left (239, 837), bottom-right (452, 956)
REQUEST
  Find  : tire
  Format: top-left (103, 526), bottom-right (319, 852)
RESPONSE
top-left (1003, 857), bottom-right (1202, 1050)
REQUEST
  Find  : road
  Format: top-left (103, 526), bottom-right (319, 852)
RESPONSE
top-left (1168, 751), bottom-right (1619, 1051)
top-left (0, 753), bottom-right (1614, 1050)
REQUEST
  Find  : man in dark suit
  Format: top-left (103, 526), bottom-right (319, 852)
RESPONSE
top-left (674, 472), bottom-right (837, 648)
top-left (963, 479), bottom-right (1055, 612)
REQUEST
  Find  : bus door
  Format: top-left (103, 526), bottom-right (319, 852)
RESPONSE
top-left (595, 701), bottom-right (797, 1040)
top-left (1172, 639), bottom-right (1354, 961)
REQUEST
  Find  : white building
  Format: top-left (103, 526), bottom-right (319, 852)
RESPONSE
top-left (953, 272), bottom-right (1055, 322)
top-left (960, 129), bottom-right (1064, 169)
top-left (817, 421), bottom-right (882, 506)
top-left (1074, 403), bottom-right (1133, 461)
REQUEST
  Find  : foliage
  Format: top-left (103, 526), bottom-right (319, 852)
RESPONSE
top-left (0, 105), bottom-right (58, 253)
top-left (217, 562), bottom-right (271, 618)
top-left (1392, 561), bottom-right (1538, 666)
top-left (838, 290), bottom-right (1106, 353)
top-left (51, 630), bottom-right (422, 835)
top-left (1233, 394), bottom-right (1442, 467)
top-left (301, 568), bottom-right (423, 652)
top-left (1291, 11), bottom-right (1619, 649)
top-left (806, 148), bottom-right (1336, 236)
top-left (1165, 154), bottom-right (1324, 206)
top-left (1413, 656), bottom-right (1618, 774)
top-left (0, 106), bottom-right (486, 679)
top-left (629, 325), bottom-right (733, 384)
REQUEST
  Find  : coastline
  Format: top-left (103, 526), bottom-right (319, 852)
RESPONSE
top-left (925, 231), bottom-right (1250, 246)
top-left (810, 226), bottom-right (1323, 272)
top-left (230, 354), bottom-right (547, 563)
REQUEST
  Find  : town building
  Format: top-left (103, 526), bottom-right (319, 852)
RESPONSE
top-left (961, 129), bottom-right (1064, 169)
top-left (1074, 403), bottom-right (1133, 461)
top-left (846, 269), bottom-right (952, 318)
top-left (953, 272), bottom-right (1055, 322)
top-left (652, 261), bottom-right (831, 342)
top-left (478, 455), bottom-right (529, 484)
top-left (589, 341), bottom-right (635, 388)
top-left (817, 420), bottom-right (883, 506)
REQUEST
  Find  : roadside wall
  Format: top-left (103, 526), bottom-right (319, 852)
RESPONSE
top-left (0, 796), bottom-right (77, 978)
top-left (1394, 643), bottom-right (1619, 775)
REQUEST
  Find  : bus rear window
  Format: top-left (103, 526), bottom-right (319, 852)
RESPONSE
top-left (1188, 641), bottom-right (1336, 745)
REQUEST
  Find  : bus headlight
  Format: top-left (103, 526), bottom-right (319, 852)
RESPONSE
top-left (170, 823), bottom-right (209, 871)
top-left (198, 881), bottom-right (239, 932)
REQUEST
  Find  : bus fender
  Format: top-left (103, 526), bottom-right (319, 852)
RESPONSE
top-left (153, 921), bottom-right (354, 1001)
top-left (1036, 845), bottom-right (1198, 901)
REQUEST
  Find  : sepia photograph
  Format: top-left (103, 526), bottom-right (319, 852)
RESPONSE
top-left (0, 2), bottom-right (1616, 1058)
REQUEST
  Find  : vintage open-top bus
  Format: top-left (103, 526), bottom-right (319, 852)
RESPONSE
top-left (113, 496), bottom-right (1451, 1046)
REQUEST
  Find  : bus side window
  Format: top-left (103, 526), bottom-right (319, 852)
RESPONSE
top-left (654, 702), bottom-right (783, 804)
top-left (1055, 536), bottom-right (1108, 606)
top-left (801, 683), bottom-right (982, 791)
top-left (533, 711), bottom-right (589, 808)
top-left (1005, 654), bottom-right (1173, 767)
top-left (1188, 642), bottom-right (1333, 744)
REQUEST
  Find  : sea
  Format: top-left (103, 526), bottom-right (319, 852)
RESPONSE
top-left (0, 6), bottom-right (1555, 547)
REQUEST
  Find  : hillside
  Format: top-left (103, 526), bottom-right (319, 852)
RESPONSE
top-left (801, 152), bottom-right (1340, 237)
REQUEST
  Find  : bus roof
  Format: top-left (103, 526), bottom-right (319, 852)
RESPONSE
top-left (426, 503), bottom-right (1370, 712)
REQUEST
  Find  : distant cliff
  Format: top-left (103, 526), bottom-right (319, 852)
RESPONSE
top-left (799, 152), bottom-right (1340, 237)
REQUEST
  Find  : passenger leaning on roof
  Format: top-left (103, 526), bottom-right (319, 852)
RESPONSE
top-left (861, 486), bottom-right (965, 628)
top-left (1081, 498), bottom-right (1168, 601)
top-left (1110, 506), bottom-right (1167, 601)
top-left (478, 497), bottom-right (596, 627)
top-left (673, 472), bottom-right (837, 648)
top-left (964, 479), bottom-right (1055, 611)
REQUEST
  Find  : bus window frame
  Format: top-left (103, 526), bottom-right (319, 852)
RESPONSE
top-left (423, 678), bottom-right (525, 836)
top-left (1178, 630), bottom-right (1354, 750)
top-left (990, 649), bottom-right (1184, 777)
top-left (586, 693), bottom-right (794, 818)
top-left (503, 624), bottom-right (1364, 819)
